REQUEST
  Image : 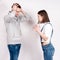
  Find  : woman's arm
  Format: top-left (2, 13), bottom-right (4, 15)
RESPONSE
top-left (33, 24), bottom-right (48, 41)
top-left (37, 30), bottom-right (48, 41)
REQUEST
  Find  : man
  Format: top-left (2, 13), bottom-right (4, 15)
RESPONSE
top-left (4, 3), bottom-right (33, 60)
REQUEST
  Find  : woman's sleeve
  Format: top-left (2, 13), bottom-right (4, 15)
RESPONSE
top-left (42, 24), bottom-right (53, 42)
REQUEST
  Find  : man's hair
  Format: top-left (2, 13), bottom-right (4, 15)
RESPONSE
top-left (12, 3), bottom-right (21, 8)
top-left (38, 10), bottom-right (50, 23)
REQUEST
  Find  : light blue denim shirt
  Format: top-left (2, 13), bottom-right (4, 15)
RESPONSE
top-left (4, 11), bottom-right (33, 44)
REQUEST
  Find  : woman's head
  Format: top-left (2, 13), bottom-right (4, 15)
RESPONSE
top-left (11, 3), bottom-right (21, 11)
top-left (37, 10), bottom-right (50, 23)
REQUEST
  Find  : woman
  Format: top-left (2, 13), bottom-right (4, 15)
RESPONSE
top-left (4, 3), bottom-right (32, 60)
top-left (33, 10), bottom-right (55, 60)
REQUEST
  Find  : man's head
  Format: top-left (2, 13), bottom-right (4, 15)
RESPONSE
top-left (11, 3), bottom-right (21, 11)
top-left (11, 3), bottom-right (22, 16)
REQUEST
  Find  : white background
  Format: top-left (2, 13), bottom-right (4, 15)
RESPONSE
top-left (0, 0), bottom-right (60, 60)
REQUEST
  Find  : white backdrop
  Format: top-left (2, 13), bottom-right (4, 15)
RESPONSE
top-left (0, 0), bottom-right (60, 60)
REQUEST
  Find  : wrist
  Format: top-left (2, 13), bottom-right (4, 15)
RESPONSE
top-left (37, 30), bottom-right (40, 33)
top-left (37, 30), bottom-right (41, 35)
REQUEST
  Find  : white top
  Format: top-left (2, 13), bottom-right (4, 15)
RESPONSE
top-left (39, 22), bottom-right (53, 44)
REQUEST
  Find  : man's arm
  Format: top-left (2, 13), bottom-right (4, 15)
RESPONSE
top-left (4, 11), bottom-right (16, 23)
top-left (19, 12), bottom-right (34, 24)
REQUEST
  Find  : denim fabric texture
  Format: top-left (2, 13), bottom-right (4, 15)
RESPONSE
top-left (8, 44), bottom-right (21, 60)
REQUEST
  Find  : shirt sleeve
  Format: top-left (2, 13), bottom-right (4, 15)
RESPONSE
top-left (18, 12), bottom-right (35, 25)
top-left (4, 12), bottom-right (16, 33)
top-left (42, 24), bottom-right (53, 43)
top-left (4, 11), bottom-right (16, 23)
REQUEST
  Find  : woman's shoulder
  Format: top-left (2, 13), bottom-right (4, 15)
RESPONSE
top-left (44, 22), bottom-right (53, 30)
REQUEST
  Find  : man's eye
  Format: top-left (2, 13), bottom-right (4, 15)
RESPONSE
top-left (16, 11), bottom-right (20, 12)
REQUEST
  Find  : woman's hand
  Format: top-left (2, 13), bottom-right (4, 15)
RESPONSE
top-left (33, 24), bottom-right (48, 41)
top-left (33, 24), bottom-right (40, 33)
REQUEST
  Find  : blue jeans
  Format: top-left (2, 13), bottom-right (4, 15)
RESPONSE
top-left (42, 43), bottom-right (55, 60)
top-left (8, 44), bottom-right (21, 60)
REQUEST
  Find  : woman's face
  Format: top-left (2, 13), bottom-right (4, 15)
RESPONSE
top-left (38, 14), bottom-right (43, 23)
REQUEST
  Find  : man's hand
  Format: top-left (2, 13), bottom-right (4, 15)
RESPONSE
top-left (15, 8), bottom-right (24, 16)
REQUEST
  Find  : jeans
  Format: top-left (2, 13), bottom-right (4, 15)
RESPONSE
top-left (8, 44), bottom-right (21, 60)
top-left (42, 43), bottom-right (55, 60)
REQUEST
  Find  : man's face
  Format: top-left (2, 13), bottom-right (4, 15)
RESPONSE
top-left (12, 5), bottom-right (22, 16)
top-left (12, 5), bottom-right (17, 11)
top-left (16, 8), bottom-right (22, 16)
